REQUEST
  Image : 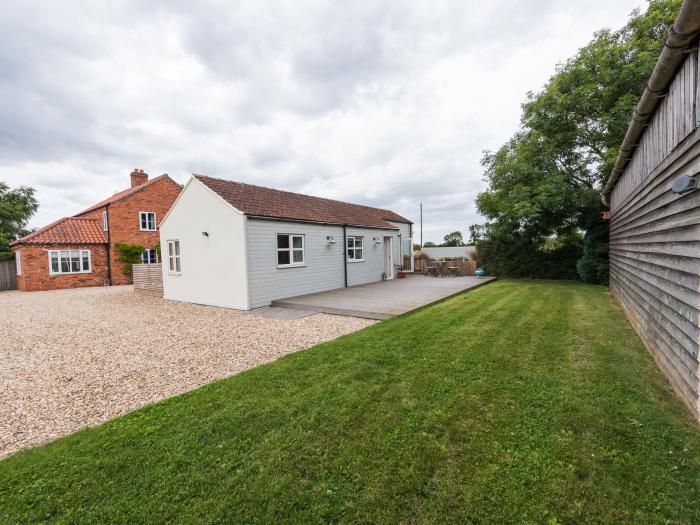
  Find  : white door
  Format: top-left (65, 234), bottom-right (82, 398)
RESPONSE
top-left (384, 236), bottom-right (393, 279)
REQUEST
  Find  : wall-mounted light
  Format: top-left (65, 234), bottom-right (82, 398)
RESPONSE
top-left (202, 231), bottom-right (209, 237)
top-left (373, 236), bottom-right (381, 244)
top-left (327, 235), bottom-right (335, 244)
top-left (672, 174), bottom-right (698, 194)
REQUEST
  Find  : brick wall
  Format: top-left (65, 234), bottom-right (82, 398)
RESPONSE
top-left (81, 177), bottom-right (181, 285)
top-left (14, 244), bottom-right (109, 292)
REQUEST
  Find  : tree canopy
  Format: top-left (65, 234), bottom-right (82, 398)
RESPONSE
top-left (442, 231), bottom-right (464, 247)
top-left (0, 182), bottom-right (39, 259)
top-left (475, 0), bottom-right (681, 283)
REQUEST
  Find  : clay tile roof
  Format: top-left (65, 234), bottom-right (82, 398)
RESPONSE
top-left (194, 175), bottom-right (412, 229)
top-left (10, 217), bottom-right (107, 246)
top-left (75, 174), bottom-right (177, 216)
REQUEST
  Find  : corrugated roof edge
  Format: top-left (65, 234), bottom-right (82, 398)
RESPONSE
top-left (601, 0), bottom-right (700, 206)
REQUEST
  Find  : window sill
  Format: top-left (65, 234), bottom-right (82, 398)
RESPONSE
top-left (139, 229), bottom-right (157, 232)
top-left (49, 271), bottom-right (93, 276)
top-left (168, 272), bottom-right (182, 276)
top-left (277, 264), bottom-right (307, 269)
top-left (347, 259), bottom-right (365, 263)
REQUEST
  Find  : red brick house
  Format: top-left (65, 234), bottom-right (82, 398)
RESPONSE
top-left (11, 169), bottom-right (182, 291)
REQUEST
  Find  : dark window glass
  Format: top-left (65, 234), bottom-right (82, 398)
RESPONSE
top-left (278, 250), bottom-right (290, 265)
top-left (277, 234), bottom-right (289, 249)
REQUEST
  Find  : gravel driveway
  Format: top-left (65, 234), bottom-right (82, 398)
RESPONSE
top-left (0, 286), bottom-right (373, 458)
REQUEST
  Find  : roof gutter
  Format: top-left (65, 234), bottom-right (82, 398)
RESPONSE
top-left (601, 0), bottom-right (700, 207)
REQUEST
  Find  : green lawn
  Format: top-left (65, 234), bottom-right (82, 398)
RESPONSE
top-left (2, 280), bottom-right (700, 523)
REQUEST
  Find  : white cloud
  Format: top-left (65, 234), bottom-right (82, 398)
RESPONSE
top-left (0, 0), bottom-right (642, 242)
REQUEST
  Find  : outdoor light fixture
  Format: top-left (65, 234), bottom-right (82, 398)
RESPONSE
top-left (672, 174), bottom-right (699, 194)
top-left (202, 231), bottom-right (209, 237)
top-left (327, 235), bottom-right (335, 244)
top-left (373, 236), bottom-right (381, 244)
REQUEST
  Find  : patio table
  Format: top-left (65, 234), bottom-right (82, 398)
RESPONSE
top-left (434, 260), bottom-right (451, 277)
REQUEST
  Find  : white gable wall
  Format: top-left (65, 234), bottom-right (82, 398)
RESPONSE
top-left (159, 178), bottom-right (249, 309)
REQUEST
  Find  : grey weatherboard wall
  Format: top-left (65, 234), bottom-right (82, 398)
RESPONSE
top-left (246, 219), bottom-right (405, 309)
top-left (608, 51), bottom-right (700, 420)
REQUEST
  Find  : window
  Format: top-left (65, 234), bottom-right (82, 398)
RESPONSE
top-left (15, 250), bottom-right (21, 276)
top-left (277, 234), bottom-right (304, 267)
top-left (347, 236), bottom-right (364, 262)
top-left (103, 210), bottom-right (108, 231)
top-left (48, 250), bottom-right (91, 275)
top-left (140, 211), bottom-right (156, 231)
top-left (167, 240), bottom-right (181, 273)
top-left (141, 249), bottom-right (158, 264)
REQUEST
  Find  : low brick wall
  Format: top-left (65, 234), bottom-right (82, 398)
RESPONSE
top-left (133, 263), bottom-right (163, 296)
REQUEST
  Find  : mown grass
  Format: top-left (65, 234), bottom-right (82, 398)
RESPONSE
top-left (2, 279), bottom-right (700, 524)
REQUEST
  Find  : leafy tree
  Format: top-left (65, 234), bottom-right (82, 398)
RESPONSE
top-left (467, 224), bottom-right (485, 245)
top-left (0, 182), bottom-right (39, 259)
top-left (476, 0), bottom-right (680, 282)
top-left (115, 243), bottom-right (145, 277)
top-left (423, 241), bottom-right (436, 247)
top-left (442, 231), bottom-right (464, 247)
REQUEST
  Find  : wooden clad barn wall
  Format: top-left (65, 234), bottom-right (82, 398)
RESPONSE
top-left (609, 55), bottom-right (700, 419)
top-left (133, 263), bottom-right (163, 296)
top-left (0, 259), bottom-right (17, 291)
top-left (611, 52), bottom-right (698, 211)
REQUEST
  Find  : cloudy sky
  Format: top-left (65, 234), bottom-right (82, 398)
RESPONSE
top-left (1, 0), bottom-right (642, 243)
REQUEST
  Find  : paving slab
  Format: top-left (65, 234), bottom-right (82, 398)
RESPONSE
top-left (244, 307), bottom-right (318, 320)
top-left (272, 275), bottom-right (497, 320)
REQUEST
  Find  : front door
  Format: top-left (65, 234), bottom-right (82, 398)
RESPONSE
top-left (384, 236), bottom-right (393, 279)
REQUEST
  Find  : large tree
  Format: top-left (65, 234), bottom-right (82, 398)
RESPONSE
top-left (0, 182), bottom-right (39, 259)
top-left (442, 231), bottom-right (464, 247)
top-left (476, 0), bottom-right (680, 283)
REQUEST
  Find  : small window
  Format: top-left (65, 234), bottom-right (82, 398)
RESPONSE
top-left (103, 210), bottom-right (108, 231)
top-left (347, 236), bottom-right (364, 262)
top-left (139, 211), bottom-right (156, 231)
top-left (48, 250), bottom-right (91, 275)
top-left (277, 234), bottom-right (304, 267)
top-left (15, 250), bottom-right (21, 276)
top-left (141, 249), bottom-right (158, 264)
top-left (167, 240), bottom-right (181, 273)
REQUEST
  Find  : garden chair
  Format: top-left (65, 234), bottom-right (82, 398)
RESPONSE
top-left (425, 264), bottom-right (438, 276)
top-left (447, 265), bottom-right (461, 277)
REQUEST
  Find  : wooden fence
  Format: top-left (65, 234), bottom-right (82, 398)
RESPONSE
top-left (414, 257), bottom-right (476, 276)
top-left (133, 263), bottom-right (163, 296)
top-left (0, 259), bottom-right (17, 291)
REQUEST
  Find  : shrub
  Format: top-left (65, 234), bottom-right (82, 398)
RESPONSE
top-left (115, 243), bottom-right (145, 277)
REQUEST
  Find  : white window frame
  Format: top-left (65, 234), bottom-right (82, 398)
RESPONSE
top-left (48, 249), bottom-right (92, 275)
top-left (141, 248), bottom-right (159, 264)
top-left (139, 211), bottom-right (157, 231)
top-left (15, 250), bottom-right (21, 276)
top-left (167, 240), bottom-right (181, 274)
top-left (347, 236), bottom-right (364, 262)
top-left (103, 210), bottom-right (108, 231)
top-left (277, 234), bottom-right (305, 268)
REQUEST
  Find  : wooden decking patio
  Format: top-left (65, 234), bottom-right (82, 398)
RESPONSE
top-left (271, 274), bottom-right (497, 320)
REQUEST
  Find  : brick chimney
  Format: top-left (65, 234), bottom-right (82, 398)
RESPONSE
top-left (130, 168), bottom-right (148, 188)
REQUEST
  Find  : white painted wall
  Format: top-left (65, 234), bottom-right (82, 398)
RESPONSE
top-left (159, 177), bottom-right (249, 309)
top-left (419, 246), bottom-right (476, 260)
